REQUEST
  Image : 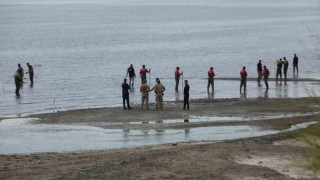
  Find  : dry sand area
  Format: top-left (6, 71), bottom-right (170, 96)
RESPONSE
top-left (1, 97), bottom-right (320, 179)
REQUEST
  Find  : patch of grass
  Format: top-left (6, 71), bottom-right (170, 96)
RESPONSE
top-left (301, 123), bottom-right (320, 179)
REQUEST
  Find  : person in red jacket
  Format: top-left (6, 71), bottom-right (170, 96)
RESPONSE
top-left (208, 67), bottom-right (215, 94)
top-left (262, 66), bottom-right (270, 90)
top-left (240, 66), bottom-right (248, 94)
top-left (139, 65), bottom-right (151, 84)
top-left (175, 67), bottom-right (183, 91)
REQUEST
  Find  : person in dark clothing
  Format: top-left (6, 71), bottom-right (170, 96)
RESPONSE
top-left (276, 59), bottom-right (282, 81)
top-left (283, 57), bottom-right (289, 83)
top-left (257, 60), bottom-right (263, 83)
top-left (207, 67), bottom-right (215, 94)
top-left (121, 79), bottom-right (131, 110)
top-left (126, 64), bottom-right (136, 88)
top-left (240, 66), bottom-right (248, 94)
top-left (293, 53), bottom-right (298, 75)
top-left (26, 63), bottom-right (34, 85)
top-left (183, 80), bottom-right (190, 110)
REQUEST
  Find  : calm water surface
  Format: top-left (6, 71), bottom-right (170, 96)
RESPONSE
top-left (1, 0), bottom-right (320, 118)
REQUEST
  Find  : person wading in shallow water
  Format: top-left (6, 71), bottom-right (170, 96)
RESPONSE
top-left (207, 67), bottom-right (215, 94)
top-left (140, 79), bottom-right (150, 110)
top-left (121, 79), bottom-right (131, 110)
top-left (293, 53), bottom-right (299, 75)
top-left (14, 69), bottom-right (22, 96)
top-left (262, 66), bottom-right (270, 90)
top-left (283, 57), bottom-right (289, 83)
top-left (175, 67), bottom-right (183, 92)
top-left (139, 65), bottom-right (151, 84)
top-left (276, 59), bottom-right (283, 81)
top-left (18, 64), bottom-right (24, 84)
top-left (26, 63), bottom-right (34, 85)
top-left (257, 60), bottom-right (262, 83)
top-left (150, 78), bottom-right (166, 111)
top-left (126, 64), bottom-right (136, 88)
top-left (183, 80), bottom-right (190, 110)
top-left (240, 66), bottom-right (248, 94)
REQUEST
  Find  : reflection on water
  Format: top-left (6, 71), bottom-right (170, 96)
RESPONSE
top-left (0, 118), bottom-right (317, 155)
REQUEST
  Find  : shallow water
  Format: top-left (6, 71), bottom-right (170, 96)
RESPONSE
top-left (0, 118), bottom-right (317, 155)
top-left (1, 0), bottom-right (320, 118)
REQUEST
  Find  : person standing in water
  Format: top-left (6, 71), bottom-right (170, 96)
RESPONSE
top-left (140, 79), bottom-right (150, 110)
top-left (240, 67), bottom-right (248, 94)
top-left (183, 80), bottom-right (190, 110)
top-left (139, 65), bottom-right (151, 84)
top-left (126, 64), bottom-right (136, 88)
top-left (276, 59), bottom-right (283, 81)
top-left (26, 63), bottom-right (34, 85)
top-left (150, 78), bottom-right (166, 111)
top-left (262, 66), bottom-right (270, 90)
top-left (14, 69), bottom-right (22, 96)
top-left (207, 67), bottom-right (215, 94)
top-left (175, 67), bottom-right (183, 92)
top-left (293, 53), bottom-right (299, 75)
top-left (257, 60), bottom-right (262, 83)
top-left (121, 79), bottom-right (131, 110)
top-left (283, 57), bottom-right (289, 83)
top-left (18, 64), bottom-right (24, 83)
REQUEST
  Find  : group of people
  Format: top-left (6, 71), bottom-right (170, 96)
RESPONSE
top-left (13, 63), bottom-right (34, 96)
top-left (122, 53), bottom-right (299, 110)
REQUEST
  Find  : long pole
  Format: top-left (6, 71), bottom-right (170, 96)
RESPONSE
top-left (181, 72), bottom-right (183, 90)
top-left (149, 70), bottom-right (151, 87)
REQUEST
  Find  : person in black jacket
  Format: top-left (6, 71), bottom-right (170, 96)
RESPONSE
top-left (183, 80), bottom-right (190, 110)
top-left (257, 60), bottom-right (263, 83)
top-left (121, 79), bottom-right (131, 110)
top-left (293, 53), bottom-right (298, 75)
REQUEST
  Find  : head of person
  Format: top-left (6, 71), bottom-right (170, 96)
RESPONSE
top-left (143, 79), bottom-right (147, 84)
top-left (18, 64), bottom-right (21, 67)
top-left (264, 66), bottom-right (267, 69)
top-left (176, 67), bottom-right (180, 70)
top-left (280, 58), bottom-right (282, 61)
top-left (27, 63), bottom-right (30, 66)
top-left (124, 79), bottom-right (127, 83)
top-left (184, 80), bottom-right (188, 85)
top-left (243, 66), bottom-right (246, 70)
top-left (156, 78), bottom-right (160, 83)
top-left (210, 67), bottom-right (213, 70)
top-left (130, 64), bottom-right (133, 68)
top-left (142, 65), bottom-right (145, 68)
top-left (259, 60), bottom-right (261, 63)
top-left (294, 53), bottom-right (297, 57)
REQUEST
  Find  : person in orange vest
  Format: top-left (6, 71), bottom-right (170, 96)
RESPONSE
top-left (207, 67), bottom-right (215, 94)
top-left (240, 66), bottom-right (248, 94)
top-left (262, 66), bottom-right (270, 90)
top-left (175, 67), bottom-right (183, 91)
top-left (139, 65), bottom-right (151, 84)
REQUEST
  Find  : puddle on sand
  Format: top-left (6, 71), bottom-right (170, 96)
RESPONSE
top-left (0, 118), bottom-right (317, 155)
top-left (98, 112), bottom-right (317, 126)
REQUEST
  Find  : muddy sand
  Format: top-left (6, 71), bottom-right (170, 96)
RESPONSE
top-left (1, 97), bottom-right (320, 179)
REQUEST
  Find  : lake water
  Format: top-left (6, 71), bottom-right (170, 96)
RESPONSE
top-left (1, 0), bottom-right (320, 118)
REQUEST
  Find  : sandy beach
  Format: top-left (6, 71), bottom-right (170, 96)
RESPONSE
top-left (0, 97), bottom-right (319, 179)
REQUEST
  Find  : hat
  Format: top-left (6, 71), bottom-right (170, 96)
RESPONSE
top-left (156, 78), bottom-right (160, 82)
top-left (144, 79), bottom-right (147, 83)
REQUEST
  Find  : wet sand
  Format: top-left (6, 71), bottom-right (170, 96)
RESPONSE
top-left (0, 97), bottom-right (319, 179)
